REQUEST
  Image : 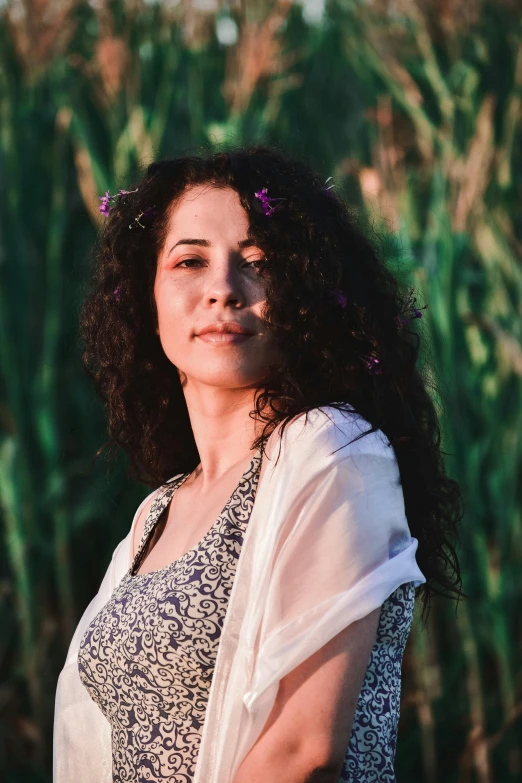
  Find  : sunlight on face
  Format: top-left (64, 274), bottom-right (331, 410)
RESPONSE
top-left (154, 184), bottom-right (280, 392)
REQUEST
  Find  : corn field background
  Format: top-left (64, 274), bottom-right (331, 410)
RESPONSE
top-left (0, 0), bottom-right (521, 780)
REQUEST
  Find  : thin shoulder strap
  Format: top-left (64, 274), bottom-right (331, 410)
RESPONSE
top-left (129, 473), bottom-right (189, 576)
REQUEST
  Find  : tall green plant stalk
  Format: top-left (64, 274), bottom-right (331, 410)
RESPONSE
top-left (35, 109), bottom-right (76, 645)
top-left (412, 618), bottom-right (438, 783)
top-left (0, 438), bottom-right (42, 757)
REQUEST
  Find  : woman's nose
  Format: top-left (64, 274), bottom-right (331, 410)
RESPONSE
top-left (203, 262), bottom-right (246, 305)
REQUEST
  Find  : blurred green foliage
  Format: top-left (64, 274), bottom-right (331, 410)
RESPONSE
top-left (0, 0), bottom-right (521, 780)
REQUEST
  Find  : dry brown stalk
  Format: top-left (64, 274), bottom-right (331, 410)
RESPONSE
top-left (467, 313), bottom-right (522, 377)
top-left (128, 105), bottom-right (154, 168)
top-left (223, 0), bottom-right (297, 117)
top-left (72, 143), bottom-right (105, 228)
top-left (179, 0), bottom-right (221, 50)
top-left (359, 23), bottom-right (436, 162)
top-left (457, 603), bottom-right (492, 783)
top-left (458, 700), bottom-right (522, 781)
top-left (3, 0), bottom-right (77, 77)
top-left (396, 0), bottom-right (455, 124)
top-left (452, 94), bottom-right (496, 233)
top-left (94, 35), bottom-right (128, 103)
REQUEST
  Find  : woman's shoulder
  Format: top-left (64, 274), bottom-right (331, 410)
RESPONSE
top-left (272, 404), bottom-right (393, 463)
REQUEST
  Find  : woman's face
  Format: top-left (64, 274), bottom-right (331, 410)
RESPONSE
top-left (154, 184), bottom-right (280, 392)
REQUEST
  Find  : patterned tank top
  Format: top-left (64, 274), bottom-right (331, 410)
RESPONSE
top-left (78, 448), bottom-right (416, 783)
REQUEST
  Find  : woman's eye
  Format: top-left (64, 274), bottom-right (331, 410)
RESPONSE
top-left (176, 258), bottom-right (202, 268)
top-left (176, 258), bottom-right (265, 271)
top-left (248, 259), bottom-right (266, 271)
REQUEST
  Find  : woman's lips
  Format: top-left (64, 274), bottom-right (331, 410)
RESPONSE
top-left (196, 332), bottom-right (254, 344)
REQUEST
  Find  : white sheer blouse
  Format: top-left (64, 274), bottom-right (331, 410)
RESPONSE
top-left (53, 404), bottom-right (426, 782)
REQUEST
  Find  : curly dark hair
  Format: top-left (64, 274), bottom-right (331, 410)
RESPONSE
top-left (79, 143), bottom-right (465, 622)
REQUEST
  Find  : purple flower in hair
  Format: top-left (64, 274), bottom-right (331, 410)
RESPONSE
top-left (401, 304), bottom-right (428, 325)
top-left (99, 191), bottom-right (112, 216)
top-left (99, 187), bottom-right (139, 216)
top-left (329, 288), bottom-right (347, 308)
top-left (254, 187), bottom-right (287, 217)
top-left (360, 354), bottom-right (381, 375)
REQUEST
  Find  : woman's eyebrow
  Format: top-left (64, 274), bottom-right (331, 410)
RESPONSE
top-left (168, 238), bottom-right (256, 256)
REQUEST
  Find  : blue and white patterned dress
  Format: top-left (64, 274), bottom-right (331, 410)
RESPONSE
top-left (77, 448), bottom-right (415, 783)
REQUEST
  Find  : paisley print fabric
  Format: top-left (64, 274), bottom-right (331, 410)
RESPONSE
top-left (339, 581), bottom-right (415, 782)
top-left (77, 450), bottom-right (263, 783)
top-left (78, 445), bottom-right (416, 783)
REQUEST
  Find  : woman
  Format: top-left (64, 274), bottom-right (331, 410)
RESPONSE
top-left (53, 145), bottom-right (463, 783)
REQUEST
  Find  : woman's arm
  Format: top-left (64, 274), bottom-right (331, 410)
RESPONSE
top-left (231, 606), bottom-right (381, 783)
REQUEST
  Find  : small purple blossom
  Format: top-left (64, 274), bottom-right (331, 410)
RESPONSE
top-left (99, 187), bottom-right (139, 216)
top-left (401, 304), bottom-right (428, 325)
top-left (329, 288), bottom-right (347, 308)
top-left (254, 187), bottom-right (286, 217)
top-left (360, 354), bottom-right (381, 375)
top-left (99, 191), bottom-right (112, 215)
top-left (113, 286), bottom-right (121, 301)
